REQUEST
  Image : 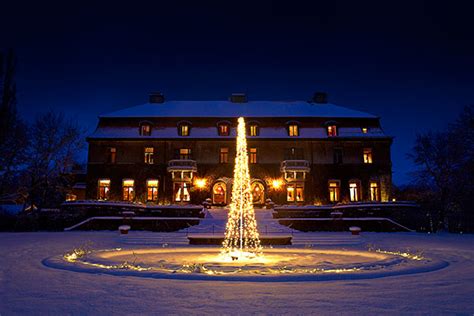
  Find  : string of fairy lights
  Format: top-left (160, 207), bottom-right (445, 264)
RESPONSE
top-left (221, 117), bottom-right (262, 258)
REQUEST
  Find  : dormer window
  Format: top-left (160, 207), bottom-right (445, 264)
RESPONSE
top-left (249, 123), bottom-right (259, 136)
top-left (178, 121), bottom-right (191, 136)
top-left (327, 125), bottom-right (337, 137)
top-left (288, 124), bottom-right (299, 137)
top-left (361, 127), bottom-right (368, 134)
top-left (140, 123), bottom-right (152, 136)
top-left (218, 122), bottom-right (230, 136)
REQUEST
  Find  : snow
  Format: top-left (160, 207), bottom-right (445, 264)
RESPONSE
top-left (100, 101), bottom-right (378, 118)
top-left (1, 230), bottom-right (474, 314)
top-left (0, 205), bottom-right (474, 315)
top-left (88, 126), bottom-right (387, 139)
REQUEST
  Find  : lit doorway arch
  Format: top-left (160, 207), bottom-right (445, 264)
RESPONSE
top-left (251, 180), bottom-right (265, 205)
top-left (212, 181), bottom-right (227, 205)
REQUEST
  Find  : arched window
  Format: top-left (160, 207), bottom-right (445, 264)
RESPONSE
top-left (139, 121), bottom-right (152, 136)
top-left (212, 181), bottom-right (227, 204)
top-left (251, 181), bottom-right (265, 204)
top-left (177, 121), bottom-right (191, 136)
top-left (217, 121), bottom-right (231, 136)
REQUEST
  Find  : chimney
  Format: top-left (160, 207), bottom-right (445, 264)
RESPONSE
top-left (149, 92), bottom-right (165, 103)
top-left (312, 92), bottom-right (328, 104)
top-left (229, 93), bottom-right (247, 103)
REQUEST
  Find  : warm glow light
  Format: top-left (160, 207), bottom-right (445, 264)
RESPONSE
top-left (271, 179), bottom-right (283, 190)
top-left (194, 178), bottom-right (207, 189)
top-left (221, 117), bottom-right (262, 259)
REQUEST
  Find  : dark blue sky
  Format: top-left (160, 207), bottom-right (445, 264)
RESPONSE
top-left (2, 0), bottom-right (474, 185)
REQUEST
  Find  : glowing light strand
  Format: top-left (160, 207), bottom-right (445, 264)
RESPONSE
top-left (221, 117), bottom-right (262, 258)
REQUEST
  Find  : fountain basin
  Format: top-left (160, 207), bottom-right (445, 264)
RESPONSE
top-left (43, 247), bottom-right (448, 282)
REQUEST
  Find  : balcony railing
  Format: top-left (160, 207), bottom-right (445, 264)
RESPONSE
top-left (167, 159), bottom-right (198, 172)
top-left (280, 160), bottom-right (311, 173)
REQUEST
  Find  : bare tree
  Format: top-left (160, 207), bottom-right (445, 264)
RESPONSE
top-left (410, 105), bottom-right (474, 231)
top-left (0, 49), bottom-right (28, 202)
top-left (25, 111), bottom-right (84, 208)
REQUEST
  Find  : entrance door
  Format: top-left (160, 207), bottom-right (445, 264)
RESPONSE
top-left (251, 181), bottom-right (265, 204)
top-left (212, 182), bottom-right (227, 205)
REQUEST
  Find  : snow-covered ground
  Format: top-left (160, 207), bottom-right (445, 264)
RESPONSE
top-left (1, 231), bottom-right (474, 315)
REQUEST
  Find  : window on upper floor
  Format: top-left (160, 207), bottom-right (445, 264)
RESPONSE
top-left (361, 127), bottom-right (369, 134)
top-left (140, 123), bottom-right (152, 136)
top-left (179, 148), bottom-right (192, 160)
top-left (177, 121), bottom-right (191, 136)
top-left (106, 147), bottom-right (116, 164)
top-left (363, 148), bottom-right (373, 164)
top-left (288, 124), bottom-right (299, 137)
top-left (144, 147), bottom-right (154, 164)
top-left (333, 148), bottom-right (343, 164)
top-left (328, 180), bottom-right (341, 202)
top-left (249, 123), bottom-right (259, 136)
top-left (218, 123), bottom-right (230, 136)
top-left (249, 147), bottom-right (257, 164)
top-left (327, 125), bottom-right (338, 137)
top-left (219, 147), bottom-right (229, 163)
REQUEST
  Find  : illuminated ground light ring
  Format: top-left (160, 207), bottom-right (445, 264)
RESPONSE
top-left (42, 248), bottom-right (449, 282)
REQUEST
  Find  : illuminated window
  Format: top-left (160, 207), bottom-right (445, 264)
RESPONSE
top-left (328, 180), bottom-right (341, 202)
top-left (288, 124), bottom-right (299, 137)
top-left (327, 125), bottom-right (338, 137)
top-left (218, 123), bottom-right (230, 136)
top-left (174, 182), bottom-right (190, 202)
top-left (349, 180), bottom-right (361, 202)
top-left (140, 124), bottom-right (151, 136)
top-left (98, 179), bottom-right (110, 200)
top-left (219, 147), bottom-right (229, 163)
top-left (122, 179), bottom-right (135, 201)
top-left (144, 147), bottom-right (154, 164)
top-left (370, 181), bottom-right (380, 201)
top-left (147, 179), bottom-right (159, 202)
top-left (249, 124), bottom-right (259, 136)
top-left (333, 148), bottom-right (343, 164)
top-left (287, 184), bottom-right (304, 202)
top-left (65, 193), bottom-right (77, 201)
top-left (361, 127), bottom-right (368, 134)
top-left (179, 148), bottom-right (192, 160)
top-left (107, 147), bottom-right (116, 164)
top-left (249, 147), bottom-right (257, 164)
top-left (178, 123), bottom-right (190, 136)
top-left (363, 148), bottom-right (373, 164)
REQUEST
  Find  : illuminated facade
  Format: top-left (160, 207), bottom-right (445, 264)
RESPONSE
top-left (86, 92), bottom-right (393, 205)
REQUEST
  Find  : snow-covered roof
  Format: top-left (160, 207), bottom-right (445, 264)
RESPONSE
top-left (88, 126), bottom-right (387, 139)
top-left (100, 101), bottom-right (377, 119)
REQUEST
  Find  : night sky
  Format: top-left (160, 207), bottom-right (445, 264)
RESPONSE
top-left (1, 0), bottom-right (473, 185)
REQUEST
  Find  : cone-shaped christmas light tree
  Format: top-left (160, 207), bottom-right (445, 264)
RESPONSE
top-left (221, 117), bottom-right (262, 259)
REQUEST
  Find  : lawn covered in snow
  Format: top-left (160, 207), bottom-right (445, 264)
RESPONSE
top-left (1, 231), bottom-right (474, 315)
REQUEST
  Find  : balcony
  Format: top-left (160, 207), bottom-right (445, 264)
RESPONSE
top-left (280, 160), bottom-right (311, 173)
top-left (167, 159), bottom-right (198, 172)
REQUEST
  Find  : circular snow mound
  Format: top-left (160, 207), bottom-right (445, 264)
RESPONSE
top-left (43, 247), bottom-right (448, 282)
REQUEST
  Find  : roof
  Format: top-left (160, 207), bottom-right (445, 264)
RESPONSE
top-left (100, 101), bottom-right (377, 119)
